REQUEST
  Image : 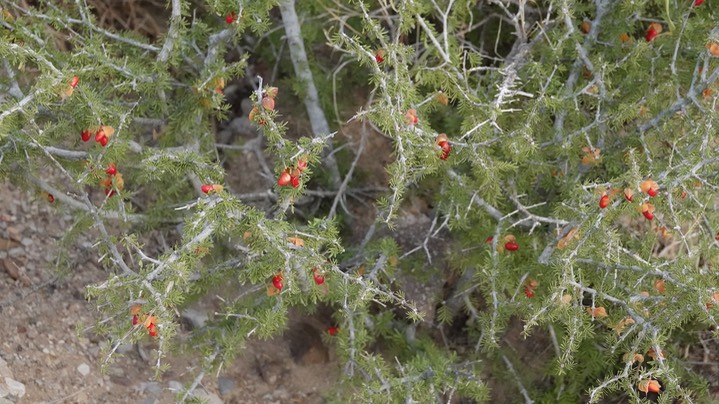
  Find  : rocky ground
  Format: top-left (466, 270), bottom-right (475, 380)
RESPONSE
top-left (0, 181), bottom-right (339, 404)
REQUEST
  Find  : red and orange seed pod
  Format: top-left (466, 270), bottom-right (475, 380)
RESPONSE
top-left (645, 23), bottom-right (662, 42)
top-left (375, 49), bottom-right (385, 64)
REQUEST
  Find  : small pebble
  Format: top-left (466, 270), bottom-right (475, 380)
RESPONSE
top-left (77, 363), bottom-right (90, 377)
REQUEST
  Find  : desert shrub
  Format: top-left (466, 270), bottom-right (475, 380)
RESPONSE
top-left (1, 0), bottom-right (719, 402)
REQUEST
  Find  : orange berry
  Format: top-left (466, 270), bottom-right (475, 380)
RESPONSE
top-left (624, 188), bottom-right (633, 202)
top-left (638, 380), bottom-right (661, 393)
top-left (435, 92), bottom-right (449, 105)
top-left (144, 315), bottom-right (156, 329)
top-left (653, 279), bottom-right (665, 294)
top-left (586, 307), bottom-right (608, 317)
top-left (707, 42), bottom-right (719, 58)
top-left (374, 49), bottom-right (385, 64)
top-left (405, 109), bottom-right (418, 125)
top-left (265, 87), bottom-right (279, 98)
top-left (261, 96), bottom-right (275, 111)
top-left (130, 304), bottom-right (142, 315)
top-left (623, 352), bottom-right (644, 364)
top-left (580, 20), bottom-right (591, 34)
top-left (646, 347), bottom-right (664, 360)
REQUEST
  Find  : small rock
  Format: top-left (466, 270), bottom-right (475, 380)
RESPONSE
top-left (267, 374), bottom-right (277, 385)
top-left (4, 377), bottom-right (25, 398)
top-left (0, 238), bottom-right (20, 250)
top-left (0, 356), bottom-right (12, 379)
top-left (167, 380), bottom-right (183, 392)
top-left (115, 343), bottom-right (134, 354)
top-left (7, 248), bottom-right (22, 258)
top-left (274, 388), bottom-right (289, 400)
top-left (77, 363), bottom-right (90, 377)
top-left (137, 382), bottom-right (162, 396)
top-left (217, 377), bottom-right (235, 397)
top-left (108, 367), bottom-right (125, 378)
top-left (181, 308), bottom-right (209, 329)
top-left (20, 238), bottom-right (32, 247)
top-left (6, 226), bottom-right (22, 241)
top-left (192, 389), bottom-right (223, 404)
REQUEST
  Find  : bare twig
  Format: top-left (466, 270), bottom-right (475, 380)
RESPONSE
top-left (278, 0), bottom-right (342, 188)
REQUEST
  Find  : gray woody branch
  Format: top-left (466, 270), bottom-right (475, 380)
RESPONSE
top-left (278, 0), bottom-right (342, 188)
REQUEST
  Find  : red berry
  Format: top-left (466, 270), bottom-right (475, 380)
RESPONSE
top-left (272, 274), bottom-right (284, 291)
top-left (438, 141), bottom-right (451, 160)
top-left (132, 314), bottom-right (139, 325)
top-left (505, 242), bottom-right (519, 251)
top-left (643, 210), bottom-right (654, 220)
top-left (599, 194), bottom-right (609, 209)
top-left (148, 323), bottom-right (158, 337)
top-left (645, 28), bottom-right (657, 42)
top-left (485, 236), bottom-right (494, 244)
top-left (278, 171), bottom-right (291, 186)
top-left (81, 130), bottom-right (91, 142)
top-left (105, 164), bottom-right (117, 176)
top-left (647, 187), bottom-right (658, 197)
top-left (201, 185), bottom-right (214, 194)
top-left (99, 136), bottom-right (108, 146)
top-left (290, 176), bottom-right (300, 188)
top-left (297, 159), bottom-right (308, 172)
top-left (47, 193), bottom-right (55, 203)
top-left (313, 268), bottom-right (325, 285)
top-left (225, 11), bottom-right (236, 24)
top-left (70, 76), bottom-right (79, 88)
top-left (327, 326), bottom-right (339, 336)
top-left (695, 0), bottom-right (704, 6)
top-left (524, 286), bottom-right (535, 298)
